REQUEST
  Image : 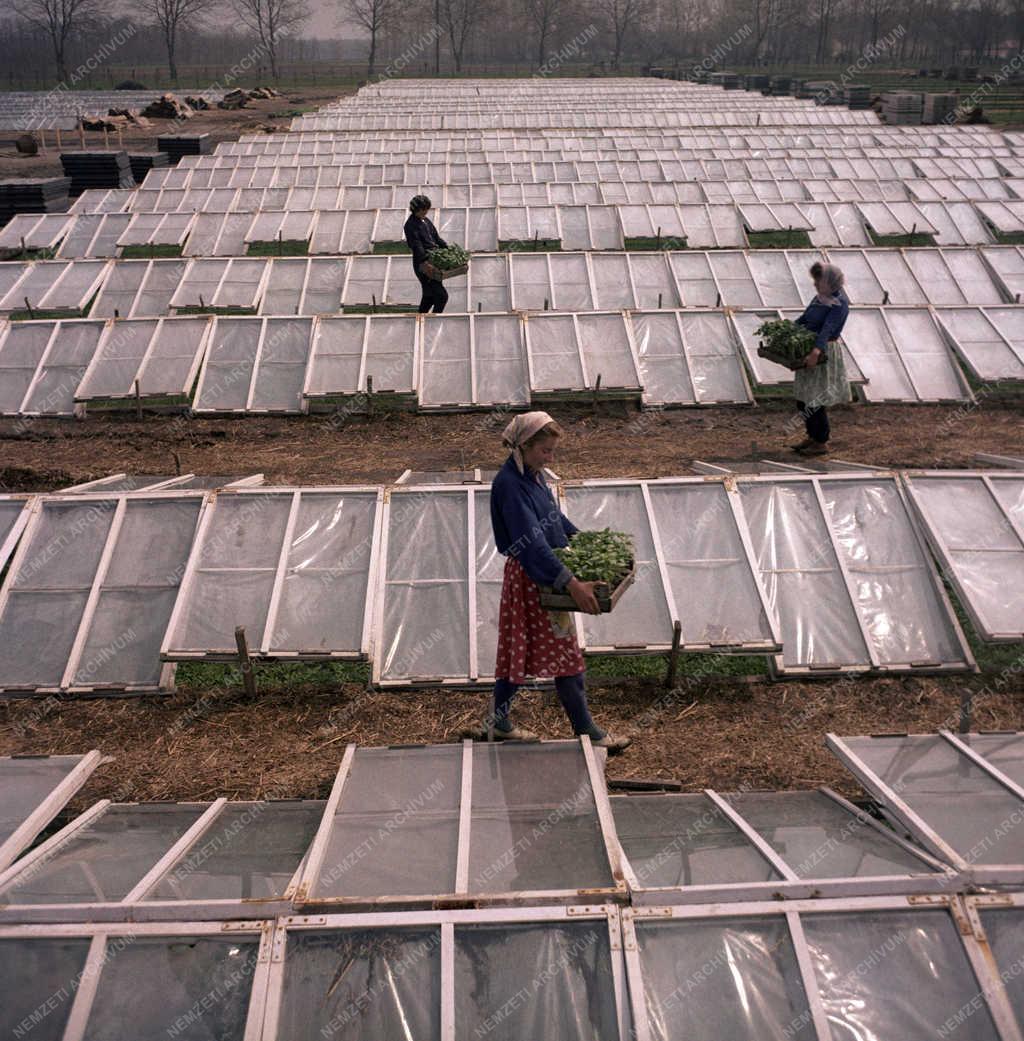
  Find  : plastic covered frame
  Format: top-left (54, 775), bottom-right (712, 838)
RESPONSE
top-left (294, 738), bottom-right (627, 910)
top-left (0, 918), bottom-right (274, 1041)
top-left (0, 751), bottom-right (104, 872)
top-left (732, 471), bottom-right (976, 677)
top-left (620, 895), bottom-right (1024, 1041)
top-left (0, 491), bottom-right (207, 695)
top-left (902, 470), bottom-right (1024, 641)
top-left (260, 903), bottom-right (631, 1041)
top-left (0, 798), bottom-right (317, 924)
top-left (162, 486), bottom-right (384, 662)
top-left (613, 786), bottom-right (956, 906)
top-left (828, 730), bottom-right (1024, 885)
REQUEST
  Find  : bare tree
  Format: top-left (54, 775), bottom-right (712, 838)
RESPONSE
top-left (139, 0), bottom-right (218, 81)
top-left (591, 0), bottom-right (650, 70)
top-left (438, 0), bottom-right (490, 72)
top-left (232, 0), bottom-right (308, 79)
top-left (523, 0), bottom-right (559, 66)
top-left (9, 0), bottom-right (101, 82)
top-left (345, 0), bottom-right (396, 78)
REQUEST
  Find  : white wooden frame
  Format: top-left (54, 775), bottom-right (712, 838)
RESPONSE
top-left (0, 751), bottom-right (105, 871)
top-left (0, 918), bottom-right (274, 1041)
top-left (162, 486), bottom-right (382, 661)
top-left (295, 738), bottom-right (628, 910)
top-left (260, 903), bottom-right (630, 1041)
top-left (621, 895), bottom-right (1024, 1041)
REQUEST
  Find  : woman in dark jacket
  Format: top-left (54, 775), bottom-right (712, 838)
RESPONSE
top-left (403, 194), bottom-right (448, 314)
top-left (488, 412), bottom-right (631, 752)
top-left (791, 261), bottom-right (851, 456)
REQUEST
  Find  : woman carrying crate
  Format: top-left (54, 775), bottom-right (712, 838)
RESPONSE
top-left (487, 412), bottom-right (631, 752)
top-left (403, 194), bottom-right (449, 314)
top-left (791, 262), bottom-right (851, 456)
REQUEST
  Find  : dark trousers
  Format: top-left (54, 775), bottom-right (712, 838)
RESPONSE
top-left (797, 400), bottom-right (830, 443)
top-left (416, 272), bottom-right (448, 314)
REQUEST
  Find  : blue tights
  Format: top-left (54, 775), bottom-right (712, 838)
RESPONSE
top-left (492, 673), bottom-right (604, 739)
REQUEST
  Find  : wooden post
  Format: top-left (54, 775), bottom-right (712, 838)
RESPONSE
top-left (103, 126), bottom-right (109, 149)
top-left (543, 297), bottom-right (549, 310)
top-left (592, 372), bottom-right (602, 412)
top-left (366, 373), bottom-right (374, 416)
top-left (134, 379), bottom-right (142, 421)
top-left (55, 128), bottom-right (61, 151)
top-left (882, 289), bottom-right (890, 305)
top-left (23, 297), bottom-right (34, 319)
top-left (658, 292), bottom-right (662, 308)
top-left (656, 225), bottom-right (661, 249)
top-left (78, 122), bottom-right (85, 149)
top-left (235, 626), bottom-right (257, 697)
top-left (172, 450), bottom-right (181, 475)
top-left (666, 619), bottom-right (682, 689)
top-left (715, 291), bottom-right (722, 307)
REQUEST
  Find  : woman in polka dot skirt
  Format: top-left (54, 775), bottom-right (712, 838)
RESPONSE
top-left (488, 411), bottom-right (631, 753)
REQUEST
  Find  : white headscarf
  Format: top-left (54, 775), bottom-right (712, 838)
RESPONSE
top-left (502, 411), bottom-right (555, 475)
top-left (815, 263), bottom-right (845, 306)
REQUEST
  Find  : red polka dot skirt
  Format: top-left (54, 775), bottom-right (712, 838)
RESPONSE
top-left (494, 556), bottom-right (585, 683)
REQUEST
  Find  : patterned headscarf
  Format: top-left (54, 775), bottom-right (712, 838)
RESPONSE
top-left (815, 263), bottom-right (845, 306)
top-left (502, 411), bottom-right (555, 475)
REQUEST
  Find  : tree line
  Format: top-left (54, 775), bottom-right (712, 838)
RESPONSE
top-left (0, 0), bottom-right (1022, 90)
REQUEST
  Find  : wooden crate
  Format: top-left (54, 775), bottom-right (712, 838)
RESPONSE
top-left (538, 558), bottom-right (636, 613)
top-left (757, 345), bottom-right (804, 370)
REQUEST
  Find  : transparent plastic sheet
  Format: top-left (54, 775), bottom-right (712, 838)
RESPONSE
top-left (269, 491), bottom-right (376, 654)
top-left (365, 314), bottom-right (415, 393)
top-left (636, 917), bottom-right (814, 1041)
top-left (76, 497), bottom-right (202, 686)
top-left (509, 253), bottom-right (550, 310)
top-left (677, 313), bottom-right (750, 405)
top-left (866, 251), bottom-right (927, 304)
top-left (174, 493), bottom-right (291, 653)
top-left (985, 309), bottom-right (1024, 368)
top-left (746, 251), bottom-right (803, 307)
top-left (215, 259), bottom-right (266, 309)
top-left (980, 909), bottom-right (1024, 1024)
top-left (828, 250), bottom-right (884, 304)
top-left (88, 260), bottom-right (147, 318)
top-left (803, 910), bottom-right (1000, 1041)
top-left (884, 309), bottom-right (967, 400)
top-left (276, 928), bottom-right (442, 1040)
top-left (341, 256), bottom-right (387, 305)
top-left (77, 320), bottom-right (156, 400)
top-left (468, 743), bottom-right (612, 893)
top-left (23, 320), bottom-right (102, 415)
top-left (196, 318), bottom-right (260, 411)
top-left (0, 937), bottom-right (92, 1041)
top-left (739, 483), bottom-right (869, 668)
top-left (591, 253), bottom-right (635, 309)
top-left (981, 246), bottom-right (1024, 298)
top-left (907, 476), bottom-right (1024, 637)
top-left (171, 258), bottom-right (229, 309)
top-left (302, 257), bottom-right (346, 314)
top-left (250, 317), bottom-right (312, 412)
top-left (340, 209), bottom-right (375, 253)
top-left (668, 252), bottom-right (718, 306)
top-left (473, 490), bottom-right (502, 678)
top-left (261, 258), bottom-right (307, 315)
top-left (934, 309), bottom-right (1024, 381)
top-left (0, 500), bottom-right (24, 560)
top-left (135, 259), bottom-right (188, 317)
top-left (822, 480), bottom-right (964, 666)
top-left (611, 793), bottom-right (779, 888)
top-left (647, 483), bottom-right (773, 646)
top-left (629, 254), bottom-right (679, 308)
top-left (454, 922), bottom-right (620, 1040)
top-left (527, 314), bottom-right (584, 391)
top-left (722, 791), bottom-right (933, 879)
top-left (382, 491), bottom-right (470, 681)
top-left (558, 205), bottom-right (591, 250)
top-left (0, 500), bottom-right (116, 686)
top-left (147, 801), bottom-right (323, 901)
top-left (577, 314), bottom-right (639, 389)
top-left (474, 315), bottom-right (529, 406)
top-left (0, 804), bottom-right (205, 904)
top-left (846, 734), bottom-right (1024, 863)
top-left (0, 755), bottom-right (85, 846)
top-left (138, 317), bottom-right (209, 396)
top-left (319, 746), bottom-right (461, 897)
top-left (630, 312), bottom-right (696, 406)
top-left (307, 319), bottom-right (364, 396)
top-left (963, 732), bottom-right (1024, 787)
top-left (82, 936), bottom-right (259, 1041)
top-left (0, 321), bottom-right (54, 413)
top-left (707, 252), bottom-right (760, 307)
top-left (551, 253), bottom-right (593, 310)
top-left (840, 309), bottom-right (916, 401)
top-left (467, 254), bottom-right (511, 311)
top-left (566, 484), bottom-right (673, 651)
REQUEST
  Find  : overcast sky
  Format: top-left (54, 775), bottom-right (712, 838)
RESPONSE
top-left (306, 2), bottom-right (362, 40)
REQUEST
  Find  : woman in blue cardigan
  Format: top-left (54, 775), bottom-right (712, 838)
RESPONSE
top-left (488, 412), bottom-right (631, 752)
top-left (791, 261), bottom-right (851, 456)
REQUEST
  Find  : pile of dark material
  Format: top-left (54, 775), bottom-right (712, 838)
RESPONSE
top-left (0, 177), bottom-right (72, 224)
top-left (128, 152), bottom-right (170, 184)
top-left (157, 133), bottom-right (212, 165)
top-left (60, 150), bottom-right (135, 195)
top-left (141, 93), bottom-right (194, 119)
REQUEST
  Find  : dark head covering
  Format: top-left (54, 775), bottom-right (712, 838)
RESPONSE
top-left (409, 194), bottom-right (431, 214)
